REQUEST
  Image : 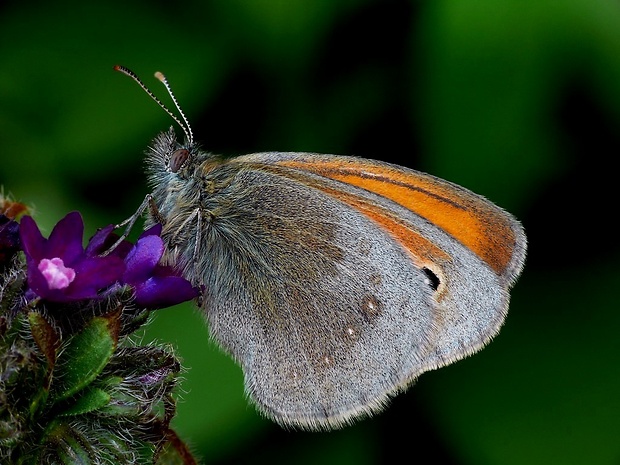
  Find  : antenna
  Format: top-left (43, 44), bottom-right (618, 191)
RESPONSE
top-left (154, 71), bottom-right (194, 145)
top-left (113, 65), bottom-right (193, 145)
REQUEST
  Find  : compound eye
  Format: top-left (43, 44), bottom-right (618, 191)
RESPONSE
top-left (170, 148), bottom-right (190, 173)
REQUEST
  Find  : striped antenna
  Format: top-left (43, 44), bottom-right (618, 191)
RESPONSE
top-left (154, 71), bottom-right (194, 145)
top-left (114, 65), bottom-right (193, 145)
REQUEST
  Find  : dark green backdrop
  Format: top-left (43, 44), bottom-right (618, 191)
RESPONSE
top-left (2, 0), bottom-right (619, 463)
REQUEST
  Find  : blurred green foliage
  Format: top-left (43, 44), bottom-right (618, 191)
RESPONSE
top-left (2, 0), bottom-right (620, 463)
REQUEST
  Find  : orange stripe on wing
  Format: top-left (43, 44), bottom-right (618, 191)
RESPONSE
top-left (321, 185), bottom-right (451, 268)
top-left (277, 158), bottom-right (517, 277)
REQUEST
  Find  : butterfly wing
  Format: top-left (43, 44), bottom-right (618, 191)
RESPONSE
top-left (192, 152), bottom-right (526, 430)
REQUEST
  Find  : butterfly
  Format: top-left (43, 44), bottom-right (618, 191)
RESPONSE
top-left (114, 65), bottom-right (527, 430)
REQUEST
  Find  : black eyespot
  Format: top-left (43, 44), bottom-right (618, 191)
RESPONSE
top-left (170, 149), bottom-right (190, 173)
top-left (422, 267), bottom-right (440, 291)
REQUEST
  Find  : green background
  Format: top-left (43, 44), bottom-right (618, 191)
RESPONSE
top-left (2, 0), bottom-right (620, 463)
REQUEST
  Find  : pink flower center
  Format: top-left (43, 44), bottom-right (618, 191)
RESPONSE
top-left (38, 257), bottom-right (76, 290)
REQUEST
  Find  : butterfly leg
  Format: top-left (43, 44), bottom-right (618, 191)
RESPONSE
top-left (101, 194), bottom-right (154, 256)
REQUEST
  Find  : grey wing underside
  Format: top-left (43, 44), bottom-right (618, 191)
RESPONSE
top-left (198, 152), bottom-right (511, 429)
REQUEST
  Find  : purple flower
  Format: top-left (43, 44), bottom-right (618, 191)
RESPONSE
top-left (20, 212), bottom-right (125, 302)
top-left (19, 211), bottom-right (198, 309)
top-left (0, 214), bottom-right (21, 266)
top-left (84, 223), bottom-right (199, 309)
top-left (120, 225), bottom-right (199, 309)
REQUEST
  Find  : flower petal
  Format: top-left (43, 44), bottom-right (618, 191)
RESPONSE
top-left (123, 235), bottom-right (165, 283)
top-left (84, 224), bottom-right (115, 256)
top-left (19, 215), bottom-right (46, 261)
top-left (69, 256), bottom-right (126, 299)
top-left (28, 266), bottom-right (57, 299)
top-left (47, 212), bottom-right (85, 265)
top-left (134, 275), bottom-right (199, 309)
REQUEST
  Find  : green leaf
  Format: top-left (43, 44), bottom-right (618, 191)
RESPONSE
top-left (41, 421), bottom-right (96, 465)
top-left (28, 311), bottom-right (60, 371)
top-left (28, 311), bottom-right (60, 394)
top-left (52, 314), bottom-right (120, 402)
top-left (37, 419), bottom-right (136, 465)
top-left (24, 312), bottom-right (59, 419)
top-left (58, 387), bottom-right (111, 417)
